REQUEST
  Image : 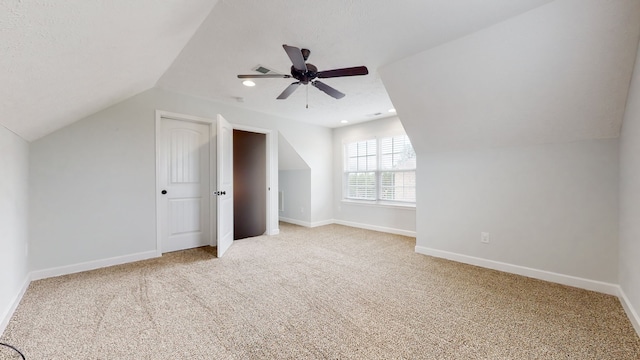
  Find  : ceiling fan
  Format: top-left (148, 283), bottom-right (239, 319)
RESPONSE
top-left (237, 44), bottom-right (369, 100)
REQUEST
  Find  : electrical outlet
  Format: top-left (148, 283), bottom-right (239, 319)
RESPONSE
top-left (481, 232), bottom-right (490, 244)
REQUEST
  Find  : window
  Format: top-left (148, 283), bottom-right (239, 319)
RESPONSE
top-left (345, 139), bottom-right (377, 200)
top-left (344, 135), bottom-right (416, 204)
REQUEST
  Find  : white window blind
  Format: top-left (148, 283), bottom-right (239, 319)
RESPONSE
top-left (344, 135), bottom-right (416, 204)
top-left (379, 136), bottom-right (416, 202)
top-left (345, 139), bottom-right (377, 200)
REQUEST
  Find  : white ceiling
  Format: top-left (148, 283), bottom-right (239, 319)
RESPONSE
top-left (10, 0), bottom-right (639, 144)
top-left (156, 0), bottom-right (553, 128)
top-left (0, 0), bottom-right (217, 141)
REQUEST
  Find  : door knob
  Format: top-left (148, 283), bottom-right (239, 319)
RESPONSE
top-left (161, 190), bottom-right (167, 195)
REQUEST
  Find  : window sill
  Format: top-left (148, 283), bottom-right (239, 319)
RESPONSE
top-left (341, 199), bottom-right (416, 210)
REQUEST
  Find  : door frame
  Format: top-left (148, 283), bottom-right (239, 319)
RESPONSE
top-left (155, 110), bottom-right (216, 256)
top-left (233, 124), bottom-right (277, 236)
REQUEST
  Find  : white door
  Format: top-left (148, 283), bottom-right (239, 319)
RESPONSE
top-left (216, 114), bottom-right (234, 257)
top-left (159, 118), bottom-right (211, 253)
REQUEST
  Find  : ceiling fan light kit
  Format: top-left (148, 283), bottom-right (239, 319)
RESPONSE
top-left (237, 44), bottom-right (369, 101)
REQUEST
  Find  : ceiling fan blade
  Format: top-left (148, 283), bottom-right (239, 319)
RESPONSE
top-left (283, 44), bottom-right (308, 72)
top-left (317, 66), bottom-right (369, 79)
top-left (312, 80), bottom-right (345, 99)
top-left (277, 82), bottom-right (302, 99)
top-left (237, 74), bottom-right (291, 79)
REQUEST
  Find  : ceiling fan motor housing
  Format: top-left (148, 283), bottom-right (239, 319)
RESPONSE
top-left (291, 63), bottom-right (318, 84)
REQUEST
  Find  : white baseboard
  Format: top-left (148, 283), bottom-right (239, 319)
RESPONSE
top-left (279, 217), bottom-right (312, 227)
top-left (268, 228), bottom-right (280, 235)
top-left (618, 287), bottom-right (640, 337)
top-left (0, 274), bottom-right (31, 336)
top-left (310, 219), bottom-right (334, 228)
top-left (278, 217), bottom-right (332, 228)
top-left (415, 246), bottom-right (619, 296)
top-left (30, 250), bottom-right (159, 281)
top-left (333, 219), bottom-right (416, 237)
top-left (279, 217), bottom-right (416, 237)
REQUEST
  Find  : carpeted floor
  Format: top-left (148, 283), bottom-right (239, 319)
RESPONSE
top-left (1, 223), bottom-right (639, 359)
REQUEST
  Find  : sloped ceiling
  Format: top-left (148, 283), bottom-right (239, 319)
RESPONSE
top-left (6, 0), bottom-right (635, 146)
top-left (278, 133), bottom-right (310, 171)
top-left (380, 0), bottom-right (640, 152)
top-left (157, 0), bottom-right (552, 128)
top-left (0, 0), bottom-right (217, 141)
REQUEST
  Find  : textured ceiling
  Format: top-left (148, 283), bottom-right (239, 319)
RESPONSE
top-left (157, 0), bottom-right (553, 128)
top-left (13, 0), bottom-right (633, 143)
top-left (0, 0), bottom-right (217, 141)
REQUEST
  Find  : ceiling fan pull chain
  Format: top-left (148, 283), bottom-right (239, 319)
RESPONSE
top-left (306, 85), bottom-right (309, 109)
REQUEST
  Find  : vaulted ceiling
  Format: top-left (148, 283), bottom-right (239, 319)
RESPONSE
top-left (1, 0), bottom-right (217, 141)
top-left (156, 0), bottom-right (553, 129)
top-left (2, 0), bottom-right (553, 141)
top-left (2, 0), bottom-right (638, 146)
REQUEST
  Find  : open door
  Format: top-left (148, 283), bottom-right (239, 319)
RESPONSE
top-left (158, 117), bottom-right (211, 253)
top-left (216, 114), bottom-right (234, 256)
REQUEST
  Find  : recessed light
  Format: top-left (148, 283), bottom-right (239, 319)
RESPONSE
top-left (340, 120), bottom-right (349, 124)
top-left (388, 108), bottom-right (396, 113)
top-left (242, 80), bottom-right (256, 87)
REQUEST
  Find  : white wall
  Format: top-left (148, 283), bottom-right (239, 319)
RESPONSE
top-left (378, 0), bottom-right (633, 288)
top-left (0, 125), bottom-right (29, 334)
top-left (30, 91), bottom-right (158, 270)
top-left (278, 133), bottom-right (309, 171)
top-left (29, 88), bottom-right (333, 272)
top-left (276, 119), bottom-right (333, 225)
top-left (416, 139), bottom-right (619, 283)
top-left (278, 169), bottom-right (311, 225)
top-left (332, 116), bottom-right (416, 235)
top-left (619, 41), bottom-right (640, 333)
top-left (277, 132), bottom-right (312, 226)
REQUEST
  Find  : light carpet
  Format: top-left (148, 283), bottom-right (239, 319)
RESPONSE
top-left (1, 223), bottom-right (639, 359)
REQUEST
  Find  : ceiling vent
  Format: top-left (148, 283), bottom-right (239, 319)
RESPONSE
top-left (253, 65), bottom-right (278, 74)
